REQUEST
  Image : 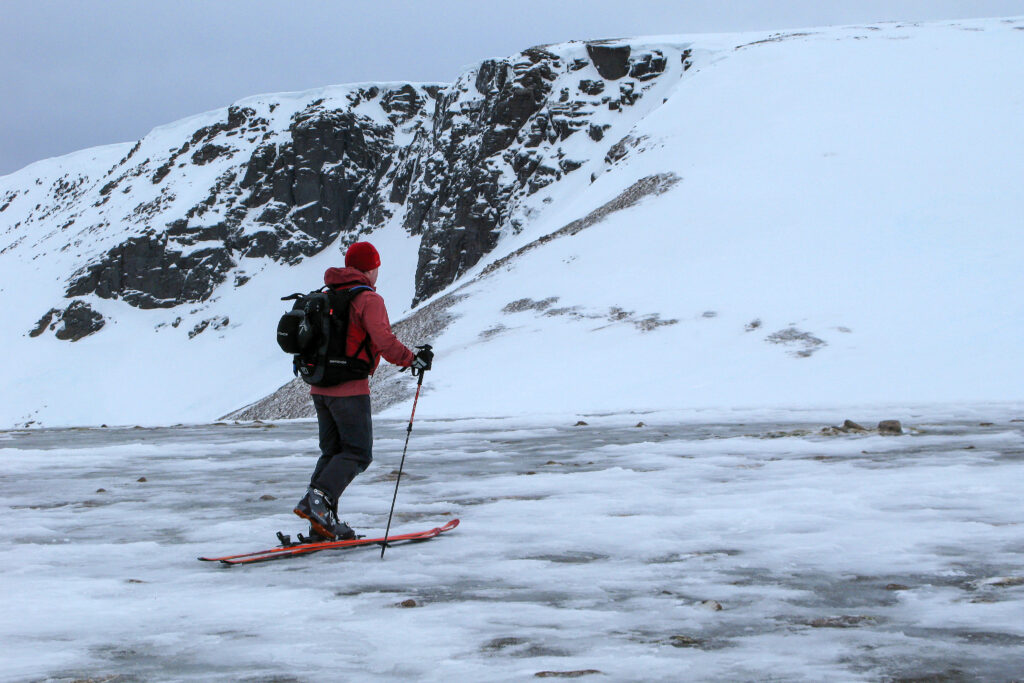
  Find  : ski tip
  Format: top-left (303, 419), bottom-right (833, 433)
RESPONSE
top-left (440, 518), bottom-right (460, 531)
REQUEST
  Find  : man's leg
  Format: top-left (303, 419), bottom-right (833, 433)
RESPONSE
top-left (294, 394), bottom-right (365, 540)
top-left (310, 394), bottom-right (342, 487)
top-left (311, 394), bottom-right (373, 507)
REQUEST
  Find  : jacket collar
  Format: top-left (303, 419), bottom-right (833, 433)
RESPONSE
top-left (323, 267), bottom-right (375, 290)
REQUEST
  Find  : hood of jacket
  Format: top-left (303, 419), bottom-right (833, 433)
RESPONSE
top-left (323, 267), bottom-right (375, 290)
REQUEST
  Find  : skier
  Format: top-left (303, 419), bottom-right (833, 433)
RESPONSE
top-left (293, 241), bottom-right (433, 540)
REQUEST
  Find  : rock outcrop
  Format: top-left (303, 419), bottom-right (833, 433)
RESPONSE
top-left (396, 43), bottom-right (679, 303)
top-left (29, 300), bottom-right (105, 341)
top-left (6, 39), bottom-right (692, 328)
top-left (63, 89), bottom-right (439, 309)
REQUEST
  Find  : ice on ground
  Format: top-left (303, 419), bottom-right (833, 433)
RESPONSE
top-left (1, 408), bottom-right (1023, 681)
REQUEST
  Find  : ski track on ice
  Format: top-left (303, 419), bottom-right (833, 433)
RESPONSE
top-left (1, 411), bottom-right (1023, 681)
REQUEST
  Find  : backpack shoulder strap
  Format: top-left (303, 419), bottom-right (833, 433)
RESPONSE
top-left (326, 285), bottom-right (373, 309)
top-left (327, 286), bottom-right (374, 359)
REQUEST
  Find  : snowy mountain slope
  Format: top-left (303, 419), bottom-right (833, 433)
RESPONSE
top-left (0, 82), bottom-right (441, 310)
top-left (2, 18), bottom-right (1023, 428)
top-left (0, 36), bottom-right (692, 428)
top-left (379, 17), bottom-right (1024, 419)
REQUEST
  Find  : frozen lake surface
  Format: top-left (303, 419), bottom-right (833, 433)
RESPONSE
top-left (2, 408), bottom-right (1023, 682)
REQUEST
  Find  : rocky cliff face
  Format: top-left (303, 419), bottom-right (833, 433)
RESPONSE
top-left (396, 42), bottom-right (690, 304)
top-left (1, 39), bottom-right (693, 341)
top-left (58, 85), bottom-right (440, 312)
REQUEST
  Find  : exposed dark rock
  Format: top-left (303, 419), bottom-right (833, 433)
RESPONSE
top-left (61, 88), bottom-right (429, 308)
top-left (188, 316), bottom-right (230, 339)
top-left (152, 142), bottom-right (190, 184)
top-left (235, 99), bottom-right (405, 263)
top-left (765, 327), bottom-right (827, 358)
top-left (191, 143), bottom-right (232, 165)
top-left (822, 419), bottom-right (871, 435)
top-left (629, 50), bottom-right (668, 80)
top-left (586, 43), bottom-right (631, 79)
top-left (605, 134), bottom-right (647, 165)
top-left (402, 49), bottom-right (569, 303)
top-left (635, 314), bottom-right (678, 331)
top-left (29, 308), bottom-right (60, 337)
top-left (618, 81), bottom-right (640, 106)
top-left (578, 79), bottom-right (605, 95)
top-left (30, 301), bottom-right (106, 341)
top-left (503, 297), bottom-right (560, 313)
top-left (535, 671), bottom-right (603, 679)
top-left (668, 635), bottom-right (704, 648)
top-left (379, 84), bottom-right (434, 126)
top-left (878, 420), bottom-right (904, 435)
top-left (66, 232), bottom-right (235, 308)
top-left (54, 301), bottom-right (105, 341)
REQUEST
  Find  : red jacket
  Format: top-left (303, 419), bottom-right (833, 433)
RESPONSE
top-left (310, 267), bottom-right (415, 397)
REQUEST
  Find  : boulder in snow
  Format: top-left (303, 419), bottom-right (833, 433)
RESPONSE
top-left (878, 420), bottom-right (904, 435)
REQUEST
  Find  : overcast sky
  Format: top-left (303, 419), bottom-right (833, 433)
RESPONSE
top-left (3, 0), bottom-right (1022, 176)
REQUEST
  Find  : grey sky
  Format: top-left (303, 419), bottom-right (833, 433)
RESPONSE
top-left (3, 0), bottom-right (1022, 176)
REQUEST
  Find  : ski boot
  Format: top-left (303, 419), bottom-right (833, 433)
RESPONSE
top-left (293, 487), bottom-right (355, 540)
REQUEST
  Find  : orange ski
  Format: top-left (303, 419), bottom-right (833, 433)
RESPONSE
top-left (198, 518), bottom-right (459, 565)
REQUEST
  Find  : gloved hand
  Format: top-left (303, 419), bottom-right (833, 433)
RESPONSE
top-left (410, 345), bottom-right (433, 372)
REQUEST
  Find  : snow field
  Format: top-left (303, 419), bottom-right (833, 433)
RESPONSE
top-left (1, 410), bottom-right (1023, 681)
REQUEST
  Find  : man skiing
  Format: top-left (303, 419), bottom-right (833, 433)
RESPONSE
top-left (293, 241), bottom-right (433, 540)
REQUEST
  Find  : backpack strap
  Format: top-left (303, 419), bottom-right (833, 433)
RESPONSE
top-left (345, 286), bottom-right (375, 362)
top-left (326, 286), bottom-right (374, 363)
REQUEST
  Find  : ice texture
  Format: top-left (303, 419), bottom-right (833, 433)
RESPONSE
top-left (2, 409), bottom-right (1023, 681)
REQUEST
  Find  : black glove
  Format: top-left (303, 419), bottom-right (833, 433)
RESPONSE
top-left (410, 345), bottom-right (433, 372)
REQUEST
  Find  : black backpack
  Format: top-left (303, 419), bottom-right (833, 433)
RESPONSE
top-left (276, 286), bottom-right (374, 387)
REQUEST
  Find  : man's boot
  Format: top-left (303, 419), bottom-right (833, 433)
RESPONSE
top-left (293, 487), bottom-right (355, 540)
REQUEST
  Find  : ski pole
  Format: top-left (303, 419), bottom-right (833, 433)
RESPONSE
top-left (381, 348), bottom-right (429, 558)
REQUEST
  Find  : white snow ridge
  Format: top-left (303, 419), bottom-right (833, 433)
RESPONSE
top-left (0, 17), bottom-right (1023, 683)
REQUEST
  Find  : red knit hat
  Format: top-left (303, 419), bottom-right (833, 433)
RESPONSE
top-left (344, 242), bottom-right (381, 271)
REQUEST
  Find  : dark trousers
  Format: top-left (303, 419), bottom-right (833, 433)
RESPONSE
top-left (310, 394), bottom-right (373, 507)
